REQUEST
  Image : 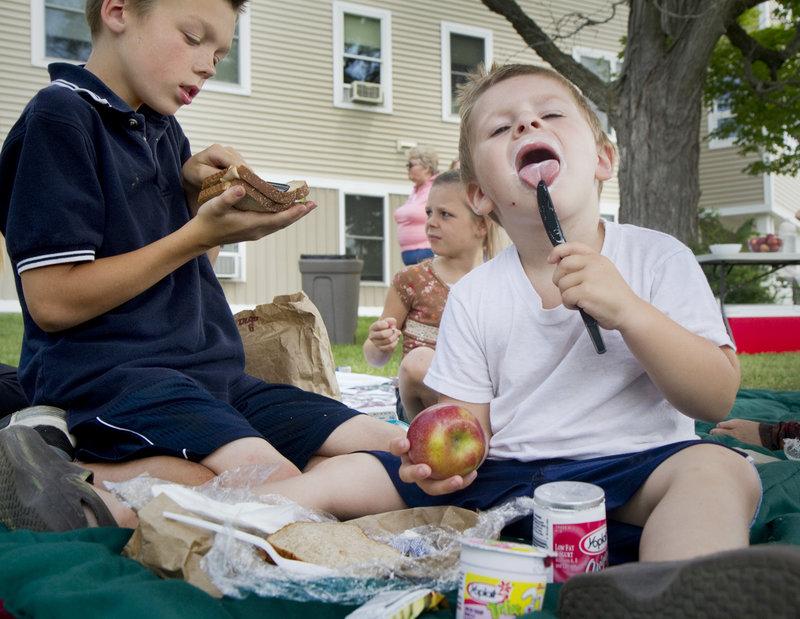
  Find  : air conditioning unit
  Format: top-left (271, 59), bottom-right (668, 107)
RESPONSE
top-left (349, 80), bottom-right (383, 104)
top-left (213, 253), bottom-right (241, 280)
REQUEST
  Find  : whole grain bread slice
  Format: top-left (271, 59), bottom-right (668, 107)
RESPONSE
top-left (198, 165), bottom-right (309, 212)
top-left (266, 521), bottom-right (402, 568)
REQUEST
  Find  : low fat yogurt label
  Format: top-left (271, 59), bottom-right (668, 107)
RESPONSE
top-left (550, 520), bottom-right (608, 581)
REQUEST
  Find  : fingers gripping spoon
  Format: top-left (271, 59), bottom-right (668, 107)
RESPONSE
top-left (537, 181), bottom-right (606, 355)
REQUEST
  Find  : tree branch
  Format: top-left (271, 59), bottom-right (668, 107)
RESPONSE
top-left (726, 18), bottom-right (800, 90)
top-left (479, 0), bottom-right (613, 113)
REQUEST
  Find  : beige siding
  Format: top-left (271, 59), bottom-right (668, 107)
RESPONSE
top-left (1, 2), bottom-right (51, 140)
top-left (772, 174), bottom-right (800, 219)
top-left (698, 143), bottom-right (765, 211)
top-left (1, 0), bottom-right (627, 311)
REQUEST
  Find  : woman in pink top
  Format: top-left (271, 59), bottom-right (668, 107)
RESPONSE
top-left (395, 145), bottom-right (439, 265)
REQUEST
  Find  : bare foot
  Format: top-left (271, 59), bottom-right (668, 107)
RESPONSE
top-left (710, 419), bottom-right (763, 446)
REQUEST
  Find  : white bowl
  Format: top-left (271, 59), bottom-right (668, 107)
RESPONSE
top-left (709, 243), bottom-right (742, 255)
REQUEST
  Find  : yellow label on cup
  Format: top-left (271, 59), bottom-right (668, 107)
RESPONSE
top-left (459, 571), bottom-right (546, 617)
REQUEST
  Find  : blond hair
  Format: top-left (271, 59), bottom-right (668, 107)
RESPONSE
top-left (432, 169), bottom-right (500, 260)
top-left (84, 0), bottom-right (249, 37)
top-left (407, 145), bottom-right (439, 176)
top-left (457, 63), bottom-right (614, 195)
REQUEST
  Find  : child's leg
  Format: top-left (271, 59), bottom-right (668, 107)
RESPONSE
top-left (313, 414), bottom-right (406, 459)
top-left (397, 346), bottom-right (438, 420)
top-left (611, 443), bottom-right (761, 561)
top-left (252, 452), bottom-right (407, 520)
top-left (83, 456), bottom-right (217, 487)
top-left (234, 380), bottom-right (406, 466)
top-left (200, 437), bottom-right (302, 481)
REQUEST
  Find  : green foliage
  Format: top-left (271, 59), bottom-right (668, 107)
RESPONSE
top-left (692, 210), bottom-right (780, 304)
top-left (704, 4), bottom-right (800, 176)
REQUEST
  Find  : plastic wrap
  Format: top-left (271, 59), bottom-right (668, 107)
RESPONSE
top-left (109, 469), bottom-right (536, 605)
top-left (204, 496), bottom-right (536, 604)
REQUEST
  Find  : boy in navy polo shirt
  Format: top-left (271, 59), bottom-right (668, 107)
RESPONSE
top-left (0, 0), bottom-right (403, 530)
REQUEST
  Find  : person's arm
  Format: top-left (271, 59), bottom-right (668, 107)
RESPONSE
top-left (772, 420), bottom-right (800, 450)
top-left (21, 184), bottom-right (316, 333)
top-left (363, 287), bottom-right (410, 367)
top-left (550, 243), bottom-right (739, 423)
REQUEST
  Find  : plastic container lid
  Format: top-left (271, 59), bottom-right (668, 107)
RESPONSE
top-left (533, 481), bottom-right (605, 510)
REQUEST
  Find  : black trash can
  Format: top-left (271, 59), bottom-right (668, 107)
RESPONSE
top-left (298, 254), bottom-right (364, 345)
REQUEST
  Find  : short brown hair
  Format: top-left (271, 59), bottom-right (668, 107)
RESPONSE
top-left (85, 0), bottom-right (249, 37)
top-left (457, 63), bottom-right (614, 190)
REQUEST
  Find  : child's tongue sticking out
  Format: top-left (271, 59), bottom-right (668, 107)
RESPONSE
top-left (518, 148), bottom-right (560, 189)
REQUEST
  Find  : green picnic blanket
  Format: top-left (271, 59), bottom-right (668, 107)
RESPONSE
top-left (1, 389), bottom-right (798, 618)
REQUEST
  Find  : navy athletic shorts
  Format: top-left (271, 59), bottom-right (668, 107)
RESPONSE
top-left (72, 374), bottom-right (361, 469)
top-left (368, 439), bottom-right (759, 564)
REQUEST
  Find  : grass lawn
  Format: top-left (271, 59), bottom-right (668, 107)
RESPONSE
top-left (0, 313), bottom-right (797, 390)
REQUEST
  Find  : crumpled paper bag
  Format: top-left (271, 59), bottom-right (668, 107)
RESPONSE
top-left (234, 291), bottom-right (341, 400)
top-left (349, 505), bottom-right (478, 538)
top-left (123, 493), bottom-right (222, 597)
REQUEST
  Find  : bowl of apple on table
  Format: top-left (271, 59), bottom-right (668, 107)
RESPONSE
top-left (749, 234), bottom-right (783, 252)
top-left (406, 404), bottom-right (486, 480)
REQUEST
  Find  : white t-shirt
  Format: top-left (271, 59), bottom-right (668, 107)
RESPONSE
top-left (424, 221), bottom-right (732, 461)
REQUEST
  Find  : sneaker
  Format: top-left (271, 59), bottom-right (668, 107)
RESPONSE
top-left (0, 406), bottom-right (75, 461)
top-left (558, 545), bottom-right (800, 619)
top-left (0, 425), bottom-right (115, 531)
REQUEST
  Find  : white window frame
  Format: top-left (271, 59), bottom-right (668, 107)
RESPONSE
top-left (332, 2), bottom-right (392, 114)
top-left (30, 1), bottom-right (251, 96)
top-left (441, 22), bottom-right (492, 123)
top-left (707, 99), bottom-right (736, 149)
top-left (213, 243), bottom-right (246, 282)
top-left (339, 191), bottom-right (390, 285)
top-left (572, 46), bottom-right (619, 141)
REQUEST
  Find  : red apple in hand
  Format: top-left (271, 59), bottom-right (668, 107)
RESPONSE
top-left (406, 404), bottom-right (486, 480)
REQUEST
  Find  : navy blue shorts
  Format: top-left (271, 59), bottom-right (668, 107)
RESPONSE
top-left (72, 374), bottom-right (360, 469)
top-left (369, 440), bottom-right (755, 563)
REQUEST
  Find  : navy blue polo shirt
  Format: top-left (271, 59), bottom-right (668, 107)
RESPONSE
top-left (0, 63), bottom-right (246, 424)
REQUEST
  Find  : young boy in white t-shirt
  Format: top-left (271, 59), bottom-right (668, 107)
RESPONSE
top-left (264, 61), bottom-right (759, 550)
top-left (243, 64), bottom-right (800, 613)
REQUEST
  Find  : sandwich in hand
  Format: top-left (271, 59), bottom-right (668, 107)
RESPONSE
top-left (198, 164), bottom-right (309, 213)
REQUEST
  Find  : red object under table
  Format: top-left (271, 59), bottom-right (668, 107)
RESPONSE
top-left (728, 316), bottom-right (800, 354)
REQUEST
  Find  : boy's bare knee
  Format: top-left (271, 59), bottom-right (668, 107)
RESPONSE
top-left (201, 436), bottom-right (301, 480)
